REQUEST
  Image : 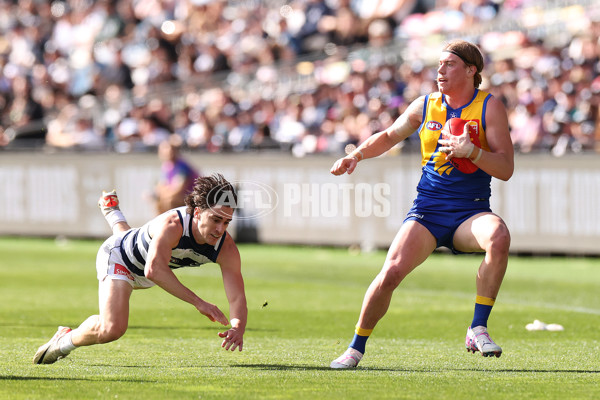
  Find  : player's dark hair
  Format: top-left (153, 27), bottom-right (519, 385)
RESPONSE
top-left (185, 173), bottom-right (237, 214)
top-left (443, 40), bottom-right (485, 88)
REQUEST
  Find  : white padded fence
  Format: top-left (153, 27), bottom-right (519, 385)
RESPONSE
top-left (0, 152), bottom-right (599, 255)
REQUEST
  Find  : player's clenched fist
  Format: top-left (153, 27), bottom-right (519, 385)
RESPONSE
top-left (330, 156), bottom-right (358, 176)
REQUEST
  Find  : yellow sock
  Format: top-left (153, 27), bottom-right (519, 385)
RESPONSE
top-left (355, 325), bottom-right (373, 337)
top-left (475, 295), bottom-right (495, 306)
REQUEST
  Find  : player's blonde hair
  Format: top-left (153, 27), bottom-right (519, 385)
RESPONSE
top-left (443, 40), bottom-right (484, 88)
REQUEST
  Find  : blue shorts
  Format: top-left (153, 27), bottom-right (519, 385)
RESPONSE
top-left (403, 195), bottom-right (491, 253)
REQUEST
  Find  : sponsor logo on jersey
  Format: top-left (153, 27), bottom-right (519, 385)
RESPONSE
top-left (426, 121), bottom-right (443, 131)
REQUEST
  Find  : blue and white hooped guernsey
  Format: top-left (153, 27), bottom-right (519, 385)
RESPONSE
top-left (118, 206), bottom-right (226, 276)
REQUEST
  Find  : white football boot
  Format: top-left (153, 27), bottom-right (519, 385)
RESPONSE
top-left (330, 348), bottom-right (363, 369)
top-left (98, 189), bottom-right (120, 216)
top-left (33, 326), bottom-right (72, 364)
top-left (465, 326), bottom-right (502, 358)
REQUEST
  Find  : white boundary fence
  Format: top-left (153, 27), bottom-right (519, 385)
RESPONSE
top-left (0, 152), bottom-right (599, 255)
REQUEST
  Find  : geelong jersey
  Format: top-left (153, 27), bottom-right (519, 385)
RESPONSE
top-left (416, 89), bottom-right (493, 201)
top-left (119, 206), bottom-right (226, 277)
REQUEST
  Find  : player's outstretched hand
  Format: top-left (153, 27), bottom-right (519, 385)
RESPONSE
top-left (197, 300), bottom-right (229, 326)
top-left (330, 156), bottom-right (358, 176)
top-left (218, 328), bottom-right (244, 351)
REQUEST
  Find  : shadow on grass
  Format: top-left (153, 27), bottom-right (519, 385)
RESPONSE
top-left (231, 364), bottom-right (600, 374)
top-left (490, 369), bottom-right (600, 374)
top-left (0, 375), bottom-right (155, 382)
top-left (1, 375), bottom-right (91, 381)
top-left (232, 363), bottom-right (335, 371)
top-left (230, 363), bottom-right (396, 372)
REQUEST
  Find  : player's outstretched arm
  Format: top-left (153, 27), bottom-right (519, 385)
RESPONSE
top-left (330, 96), bottom-right (424, 176)
top-left (145, 213), bottom-right (230, 326)
top-left (216, 236), bottom-right (247, 351)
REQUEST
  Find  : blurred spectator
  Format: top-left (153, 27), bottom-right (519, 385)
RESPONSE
top-left (138, 114), bottom-right (171, 147)
top-left (1, 75), bottom-right (45, 145)
top-left (0, 0), bottom-right (599, 157)
top-left (152, 134), bottom-right (200, 215)
top-left (273, 97), bottom-right (307, 150)
top-left (0, 126), bottom-right (8, 147)
top-left (46, 105), bottom-right (105, 150)
top-left (225, 108), bottom-right (255, 151)
top-left (250, 123), bottom-right (281, 151)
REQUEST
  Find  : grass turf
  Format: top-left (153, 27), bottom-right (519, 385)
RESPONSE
top-left (0, 237), bottom-right (598, 399)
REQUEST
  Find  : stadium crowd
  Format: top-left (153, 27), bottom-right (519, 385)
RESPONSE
top-left (0, 0), bottom-right (599, 156)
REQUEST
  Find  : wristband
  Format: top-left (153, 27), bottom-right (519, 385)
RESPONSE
top-left (472, 147), bottom-right (482, 163)
top-left (351, 149), bottom-right (364, 162)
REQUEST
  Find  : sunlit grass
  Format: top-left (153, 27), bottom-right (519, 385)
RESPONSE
top-left (0, 238), bottom-right (598, 399)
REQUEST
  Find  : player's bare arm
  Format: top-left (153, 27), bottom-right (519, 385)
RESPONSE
top-left (475, 96), bottom-right (514, 181)
top-left (330, 96), bottom-right (424, 176)
top-left (216, 235), bottom-right (247, 351)
top-left (145, 213), bottom-right (229, 326)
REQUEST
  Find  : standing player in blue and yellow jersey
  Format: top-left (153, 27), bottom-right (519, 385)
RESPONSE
top-left (329, 39), bottom-right (513, 368)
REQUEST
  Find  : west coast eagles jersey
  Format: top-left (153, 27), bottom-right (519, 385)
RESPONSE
top-left (118, 206), bottom-right (226, 277)
top-left (416, 89), bottom-right (493, 201)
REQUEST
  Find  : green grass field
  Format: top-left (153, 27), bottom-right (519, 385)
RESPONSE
top-left (1, 237), bottom-right (599, 399)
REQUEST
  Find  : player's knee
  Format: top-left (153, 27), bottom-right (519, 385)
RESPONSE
top-left (98, 322), bottom-right (127, 344)
top-left (379, 265), bottom-right (406, 290)
top-left (489, 223), bottom-right (511, 254)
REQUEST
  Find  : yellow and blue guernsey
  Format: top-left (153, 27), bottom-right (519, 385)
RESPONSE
top-left (406, 89), bottom-right (495, 250)
top-left (417, 89), bottom-right (492, 202)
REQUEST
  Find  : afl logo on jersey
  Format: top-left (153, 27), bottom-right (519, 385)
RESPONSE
top-left (426, 121), bottom-right (443, 131)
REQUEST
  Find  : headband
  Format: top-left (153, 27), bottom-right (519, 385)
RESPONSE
top-left (444, 49), bottom-right (473, 69)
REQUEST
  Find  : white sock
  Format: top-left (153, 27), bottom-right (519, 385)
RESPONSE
top-left (58, 331), bottom-right (77, 354)
top-left (105, 210), bottom-right (127, 229)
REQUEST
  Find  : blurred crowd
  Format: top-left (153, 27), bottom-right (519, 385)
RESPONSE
top-left (1, 0), bottom-right (599, 156)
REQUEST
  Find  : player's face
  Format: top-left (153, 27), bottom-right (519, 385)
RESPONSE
top-left (194, 205), bottom-right (234, 245)
top-left (436, 52), bottom-right (473, 94)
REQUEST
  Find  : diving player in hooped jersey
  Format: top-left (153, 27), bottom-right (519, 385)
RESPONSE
top-left (34, 174), bottom-right (247, 364)
top-left (329, 39), bottom-right (514, 368)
